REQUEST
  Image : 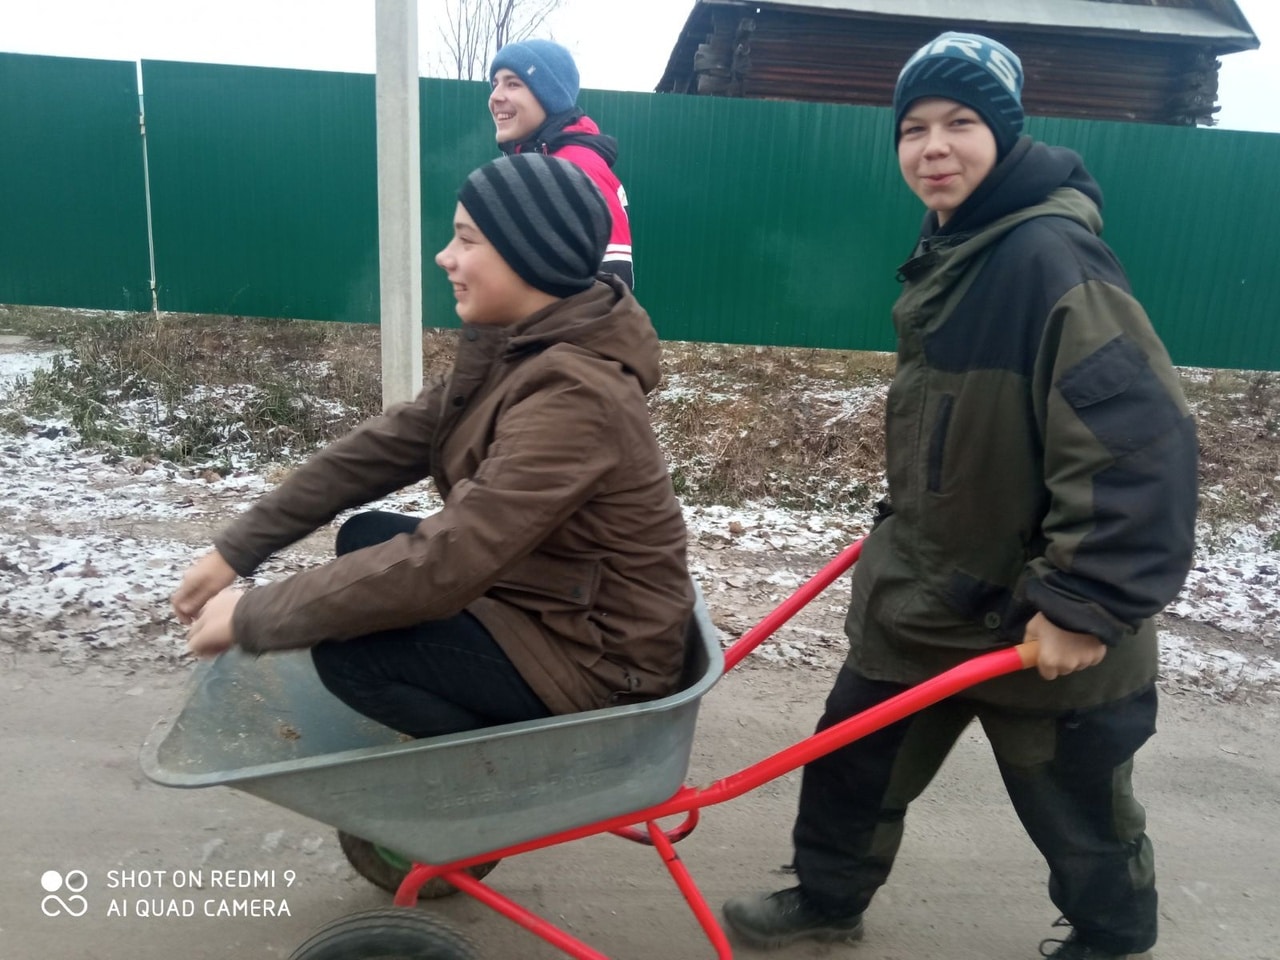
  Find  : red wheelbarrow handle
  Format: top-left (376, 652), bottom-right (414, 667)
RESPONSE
top-left (709, 639), bottom-right (1041, 803)
top-left (723, 540), bottom-right (865, 673)
top-left (720, 536), bottom-right (1042, 679)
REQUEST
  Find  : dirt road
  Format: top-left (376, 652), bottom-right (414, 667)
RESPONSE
top-left (3, 648), bottom-right (1277, 960)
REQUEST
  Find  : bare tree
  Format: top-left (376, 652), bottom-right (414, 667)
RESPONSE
top-left (434, 0), bottom-right (563, 81)
top-left (438, 0), bottom-right (490, 81)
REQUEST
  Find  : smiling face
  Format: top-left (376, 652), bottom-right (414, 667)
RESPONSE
top-left (434, 202), bottom-right (557, 327)
top-left (897, 97), bottom-right (998, 226)
top-left (488, 68), bottom-right (548, 144)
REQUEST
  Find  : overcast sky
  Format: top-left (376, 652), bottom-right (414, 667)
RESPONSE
top-left (0, 0), bottom-right (1275, 133)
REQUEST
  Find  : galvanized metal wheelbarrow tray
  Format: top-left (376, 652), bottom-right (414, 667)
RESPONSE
top-left (140, 588), bottom-right (723, 867)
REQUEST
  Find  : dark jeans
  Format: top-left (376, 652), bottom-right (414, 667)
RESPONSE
top-left (792, 668), bottom-right (1159, 955)
top-left (310, 511), bottom-right (552, 738)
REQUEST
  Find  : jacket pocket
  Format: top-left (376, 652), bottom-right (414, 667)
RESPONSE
top-left (927, 393), bottom-right (955, 493)
top-left (1053, 684), bottom-right (1157, 774)
top-left (943, 569), bottom-right (1035, 642)
top-left (493, 552), bottom-right (601, 610)
top-left (1056, 336), bottom-right (1183, 457)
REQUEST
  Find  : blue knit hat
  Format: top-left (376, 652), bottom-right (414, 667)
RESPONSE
top-left (893, 32), bottom-right (1025, 157)
top-left (489, 39), bottom-right (580, 116)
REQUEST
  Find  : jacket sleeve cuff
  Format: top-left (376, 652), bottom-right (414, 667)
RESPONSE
top-left (1024, 579), bottom-right (1134, 646)
top-left (230, 587), bottom-right (286, 656)
top-left (213, 528), bottom-right (265, 579)
top-left (230, 589), bottom-right (263, 655)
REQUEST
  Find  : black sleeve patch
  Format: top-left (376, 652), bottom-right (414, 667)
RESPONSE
top-left (1057, 336), bottom-right (1184, 457)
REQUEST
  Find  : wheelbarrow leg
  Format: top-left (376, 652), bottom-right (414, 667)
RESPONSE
top-left (431, 869), bottom-right (613, 960)
top-left (647, 821), bottom-right (733, 959)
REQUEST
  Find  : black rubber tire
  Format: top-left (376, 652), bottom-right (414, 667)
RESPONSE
top-left (337, 830), bottom-right (499, 900)
top-left (289, 907), bottom-right (476, 960)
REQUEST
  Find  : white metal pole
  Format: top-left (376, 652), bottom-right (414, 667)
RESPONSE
top-left (375, 0), bottom-right (423, 408)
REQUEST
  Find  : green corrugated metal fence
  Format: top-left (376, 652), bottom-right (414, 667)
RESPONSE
top-left (579, 87), bottom-right (910, 352)
top-left (1025, 116), bottom-right (1280, 371)
top-left (3, 53), bottom-right (1279, 370)
top-left (143, 61), bottom-right (380, 321)
top-left (0, 53), bottom-right (150, 311)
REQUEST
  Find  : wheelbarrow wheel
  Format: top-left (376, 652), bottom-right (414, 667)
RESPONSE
top-left (337, 830), bottom-right (499, 899)
top-left (289, 907), bottom-right (476, 960)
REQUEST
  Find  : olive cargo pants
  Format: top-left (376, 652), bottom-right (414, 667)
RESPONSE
top-left (792, 669), bottom-right (1159, 955)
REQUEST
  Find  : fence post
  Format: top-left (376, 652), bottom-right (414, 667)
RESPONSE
top-left (375, 0), bottom-right (423, 408)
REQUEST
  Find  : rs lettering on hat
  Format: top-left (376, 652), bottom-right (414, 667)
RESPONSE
top-left (903, 35), bottom-right (1020, 95)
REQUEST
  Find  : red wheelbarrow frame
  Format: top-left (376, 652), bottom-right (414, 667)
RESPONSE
top-left (392, 539), bottom-right (1040, 959)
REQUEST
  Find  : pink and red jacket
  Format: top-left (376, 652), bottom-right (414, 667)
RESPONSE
top-left (501, 112), bottom-right (634, 289)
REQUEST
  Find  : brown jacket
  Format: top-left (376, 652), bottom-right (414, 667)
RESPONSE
top-left (215, 277), bottom-right (693, 714)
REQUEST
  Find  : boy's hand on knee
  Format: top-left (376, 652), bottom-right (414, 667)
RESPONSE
top-left (1025, 612), bottom-right (1106, 680)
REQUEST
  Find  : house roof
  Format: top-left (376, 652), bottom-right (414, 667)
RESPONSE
top-left (655, 0), bottom-right (1260, 125)
top-left (686, 0), bottom-right (1258, 51)
top-left (657, 0), bottom-right (1261, 90)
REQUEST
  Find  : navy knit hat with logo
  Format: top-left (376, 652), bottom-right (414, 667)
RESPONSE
top-left (893, 32), bottom-right (1025, 157)
top-left (458, 153), bottom-right (609, 297)
top-left (489, 39), bottom-right (580, 116)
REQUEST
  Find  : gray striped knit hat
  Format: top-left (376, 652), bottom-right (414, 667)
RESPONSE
top-left (893, 32), bottom-right (1025, 157)
top-left (458, 153), bottom-right (609, 298)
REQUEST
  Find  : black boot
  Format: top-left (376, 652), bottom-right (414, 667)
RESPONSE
top-left (722, 886), bottom-right (864, 949)
top-left (1039, 921), bottom-right (1153, 959)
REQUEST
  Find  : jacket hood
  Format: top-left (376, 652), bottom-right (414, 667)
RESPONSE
top-left (504, 274), bottom-right (662, 392)
top-left (900, 138), bottom-right (1104, 281)
top-left (923, 137), bottom-right (1102, 243)
top-left (499, 110), bottom-right (619, 167)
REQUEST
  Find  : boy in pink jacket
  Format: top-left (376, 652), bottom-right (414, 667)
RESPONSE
top-left (488, 38), bottom-right (634, 289)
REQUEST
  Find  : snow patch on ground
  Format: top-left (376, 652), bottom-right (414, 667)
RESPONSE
top-left (1168, 522), bottom-right (1280, 644)
top-left (4, 345), bottom-right (1280, 696)
top-left (684, 503), bottom-right (870, 555)
top-left (0, 344), bottom-right (57, 390)
top-left (1159, 630), bottom-right (1280, 700)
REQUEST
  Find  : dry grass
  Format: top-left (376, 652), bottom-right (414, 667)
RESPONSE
top-left (2, 305), bottom-right (395, 463)
top-left (4, 305), bottom-right (1279, 526)
top-left (656, 342), bottom-right (891, 508)
top-left (1181, 368), bottom-right (1280, 544)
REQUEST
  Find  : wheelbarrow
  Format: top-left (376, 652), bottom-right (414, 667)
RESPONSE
top-left (141, 540), bottom-right (1041, 958)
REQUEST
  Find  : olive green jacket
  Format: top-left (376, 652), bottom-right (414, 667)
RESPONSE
top-left (847, 140), bottom-right (1198, 711)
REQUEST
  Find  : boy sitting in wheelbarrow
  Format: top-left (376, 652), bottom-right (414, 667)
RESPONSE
top-left (173, 153), bottom-right (693, 739)
top-left (724, 32), bottom-right (1197, 960)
